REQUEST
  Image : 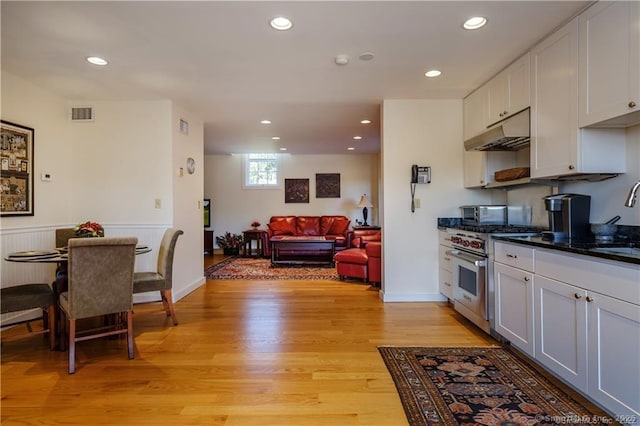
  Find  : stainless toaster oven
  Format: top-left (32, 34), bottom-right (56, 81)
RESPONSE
top-left (460, 205), bottom-right (507, 226)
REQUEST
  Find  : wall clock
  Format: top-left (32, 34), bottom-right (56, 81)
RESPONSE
top-left (186, 157), bottom-right (196, 174)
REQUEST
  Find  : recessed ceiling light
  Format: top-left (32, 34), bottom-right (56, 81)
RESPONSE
top-left (260, 120), bottom-right (271, 124)
top-left (463, 16), bottom-right (487, 30)
top-left (271, 136), bottom-right (280, 140)
top-left (86, 56), bottom-right (108, 66)
top-left (270, 16), bottom-right (293, 31)
top-left (425, 70), bottom-right (442, 78)
top-left (359, 52), bottom-right (375, 61)
top-left (279, 147), bottom-right (287, 151)
top-left (347, 147), bottom-right (355, 151)
top-left (353, 136), bottom-right (362, 140)
top-left (360, 119), bottom-right (371, 124)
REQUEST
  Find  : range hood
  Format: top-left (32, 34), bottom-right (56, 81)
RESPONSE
top-left (464, 109), bottom-right (530, 151)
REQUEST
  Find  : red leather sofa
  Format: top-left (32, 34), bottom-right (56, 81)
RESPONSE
top-left (334, 229), bottom-right (381, 285)
top-left (261, 215), bottom-right (352, 258)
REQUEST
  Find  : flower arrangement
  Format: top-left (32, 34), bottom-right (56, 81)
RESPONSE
top-left (74, 221), bottom-right (104, 237)
top-left (251, 221), bottom-right (261, 228)
top-left (215, 232), bottom-right (243, 249)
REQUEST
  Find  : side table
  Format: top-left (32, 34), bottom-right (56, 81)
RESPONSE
top-left (243, 229), bottom-right (265, 257)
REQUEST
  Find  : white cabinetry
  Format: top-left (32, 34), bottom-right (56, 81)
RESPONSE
top-left (534, 275), bottom-right (587, 391)
top-left (493, 242), bottom-right (535, 356)
top-left (438, 231), bottom-right (453, 299)
top-left (533, 247), bottom-right (639, 418)
top-left (487, 53), bottom-right (530, 125)
top-left (463, 84), bottom-right (489, 141)
top-left (530, 17), bottom-right (626, 179)
top-left (578, 1), bottom-right (640, 128)
top-left (463, 151), bottom-right (518, 188)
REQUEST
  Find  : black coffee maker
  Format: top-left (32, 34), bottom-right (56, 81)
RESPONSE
top-left (541, 194), bottom-right (591, 241)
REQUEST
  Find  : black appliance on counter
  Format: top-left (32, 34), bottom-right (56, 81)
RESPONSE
top-left (541, 194), bottom-right (591, 241)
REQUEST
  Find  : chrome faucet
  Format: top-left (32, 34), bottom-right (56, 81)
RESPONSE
top-left (625, 180), bottom-right (640, 207)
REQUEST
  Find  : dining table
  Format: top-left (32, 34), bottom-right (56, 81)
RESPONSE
top-left (4, 244), bottom-right (152, 350)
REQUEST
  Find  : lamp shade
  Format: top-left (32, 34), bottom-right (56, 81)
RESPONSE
top-left (357, 194), bottom-right (373, 208)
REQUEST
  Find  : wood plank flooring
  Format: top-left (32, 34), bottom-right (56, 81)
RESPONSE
top-left (1, 255), bottom-right (495, 425)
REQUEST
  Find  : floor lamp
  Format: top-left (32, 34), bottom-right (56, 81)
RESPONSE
top-left (357, 194), bottom-right (374, 226)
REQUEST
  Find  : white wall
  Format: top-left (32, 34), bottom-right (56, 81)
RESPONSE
top-left (204, 154), bottom-right (379, 242)
top-left (171, 104), bottom-right (206, 300)
top-left (0, 72), bottom-right (73, 229)
top-left (380, 99), bottom-right (492, 302)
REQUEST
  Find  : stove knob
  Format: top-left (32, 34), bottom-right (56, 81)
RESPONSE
top-left (462, 241), bottom-right (470, 247)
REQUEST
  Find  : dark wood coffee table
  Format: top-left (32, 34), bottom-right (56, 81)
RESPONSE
top-left (270, 236), bottom-right (335, 266)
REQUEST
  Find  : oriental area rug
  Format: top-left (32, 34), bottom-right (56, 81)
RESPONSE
top-left (205, 257), bottom-right (339, 281)
top-left (378, 346), bottom-right (616, 426)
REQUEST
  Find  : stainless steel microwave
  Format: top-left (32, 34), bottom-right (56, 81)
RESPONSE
top-left (460, 205), bottom-right (507, 226)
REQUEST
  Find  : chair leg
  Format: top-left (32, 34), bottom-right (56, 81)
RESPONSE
top-left (161, 289), bottom-right (178, 326)
top-left (46, 304), bottom-right (56, 350)
top-left (126, 311), bottom-right (134, 360)
top-left (68, 319), bottom-right (76, 374)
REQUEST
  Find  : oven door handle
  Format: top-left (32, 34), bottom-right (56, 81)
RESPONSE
top-left (446, 249), bottom-right (486, 267)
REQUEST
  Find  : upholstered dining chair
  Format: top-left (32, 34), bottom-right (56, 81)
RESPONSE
top-left (59, 237), bottom-right (137, 374)
top-left (1, 283), bottom-right (57, 350)
top-left (55, 227), bottom-right (77, 248)
top-left (133, 228), bottom-right (183, 326)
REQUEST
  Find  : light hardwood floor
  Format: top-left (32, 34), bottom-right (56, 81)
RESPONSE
top-left (1, 255), bottom-right (495, 425)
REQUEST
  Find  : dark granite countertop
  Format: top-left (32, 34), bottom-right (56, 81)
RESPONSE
top-left (493, 235), bottom-right (640, 266)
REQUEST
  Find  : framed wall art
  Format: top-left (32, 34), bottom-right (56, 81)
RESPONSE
top-left (284, 178), bottom-right (309, 203)
top-left (1, 120), bottom-right (34, 216)
top-left (316, 173), bottom-right (340, 198)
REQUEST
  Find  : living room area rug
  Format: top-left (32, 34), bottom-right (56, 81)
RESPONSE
top-left (205, 257), bottom-right (340, 280)
top-left (378, 346), bottom-right (616, 426)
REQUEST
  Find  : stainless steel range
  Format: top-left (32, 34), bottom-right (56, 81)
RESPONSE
top-left (444, 224), bottom-right (545, 334)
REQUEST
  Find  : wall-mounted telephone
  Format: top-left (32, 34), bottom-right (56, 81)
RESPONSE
top-left (411, 164), bottom-right (431, 184)
top-left (410, 164), bottom-right (431, 213)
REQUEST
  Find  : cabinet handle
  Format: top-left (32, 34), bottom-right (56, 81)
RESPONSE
top-left (444, 281), bottom-right (451, 287)
top-left (574, 293), bottom-right (582, 299)
top-left (568, 164), bottom-right (575, 170)
top-left (506, 253), bottom-right (518, 259)
top-left (629, 101), bottom-right (637, 108)
top-left (444, 257), bottom-right (450, 261)
top-left (586, 296), bottom-right (594, 302)
top-left (503, 110), bottom-right (508, 116)
top-left (523, 276), bottom-right (530, 282)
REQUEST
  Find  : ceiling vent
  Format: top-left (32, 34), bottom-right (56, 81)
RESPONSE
top-left (70, 106), bottom-right (94, 122)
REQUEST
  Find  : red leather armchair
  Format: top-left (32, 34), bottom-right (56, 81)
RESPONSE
top-left (366, 241), bottom-right (381, 286)
top-left (334, 230), bottom-right (381, 284)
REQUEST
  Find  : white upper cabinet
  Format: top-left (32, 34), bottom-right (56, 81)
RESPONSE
top-left (530, 17), bottom-right (626, 179)
top-left (578, 1), bottom-right (640, 128)
top-left (487, 53), bottom-right (531, 125)
top-left (463, 84), bottom-right (489, 141)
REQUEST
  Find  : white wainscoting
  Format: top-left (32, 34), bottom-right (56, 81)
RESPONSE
top-left (0, 224), bottom-right (169, 327)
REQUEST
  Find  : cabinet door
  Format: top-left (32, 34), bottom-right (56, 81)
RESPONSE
top-left (534, 275), bottom-right (587, 392)
top-left (439, 268), bottom-right (453, 300)
top-left (579, 1), bottom-right (640, 127)
top-left (587, 292), bottom-right (640, 418)
top-left (463, 150), bottom-right (487, 188)
top-left (530, 18), bottom-right (579, 178)
top-left (494, 262), bottom-right (535, 357)
top-left (488, 53), bottom-right (530, 125)
top-left (464, 84), bottom-right (489, 140)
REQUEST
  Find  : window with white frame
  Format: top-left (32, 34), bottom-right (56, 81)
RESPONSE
top-left (243, 153), bottom-right (280, 188)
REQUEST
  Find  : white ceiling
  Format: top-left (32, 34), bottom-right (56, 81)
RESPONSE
top-left (1, 1), bottom-right (591, 155)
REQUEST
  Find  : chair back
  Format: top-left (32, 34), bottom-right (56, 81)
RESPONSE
top-left (67, 237), bottom-right (137, 319)
top-left (156, 229), bottom-right (184, 290)
top-left (56, 228), bottom-right (77, 247)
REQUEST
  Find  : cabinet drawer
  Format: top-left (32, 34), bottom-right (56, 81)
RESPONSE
top-left (439, 231), bottom-right (453, 247)
top-left (439, 268), bottom-right (453, 299)
top-left (494, 241), bottom-right (534, 272)
top-left (439, 245), bottom-right (453, 272)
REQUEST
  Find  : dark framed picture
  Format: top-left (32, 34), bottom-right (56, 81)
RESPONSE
top-left (1, 120), bottom-right (34, 216)
top-left (285, 178), bottom-right (309, 203)
top-left (316, 173), bottom-right (340, 198)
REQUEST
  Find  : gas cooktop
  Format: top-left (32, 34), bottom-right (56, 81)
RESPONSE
top-left (450, 224), bottom-right (548, 234)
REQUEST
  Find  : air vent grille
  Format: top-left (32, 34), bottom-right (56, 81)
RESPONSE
top-left (71, 107), bottom-right (94, 121)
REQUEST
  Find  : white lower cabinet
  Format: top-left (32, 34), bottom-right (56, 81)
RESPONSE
top-left (534, 275), bottom-right (587, 392)
top-left (587, 292), bottom-right (640, 418)
top-left (438, 232), bottom-right (453, 300)
top-left (494, 241), bottom-right (640, 420)
top-left (494, 262), bottom-right (534, 357)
